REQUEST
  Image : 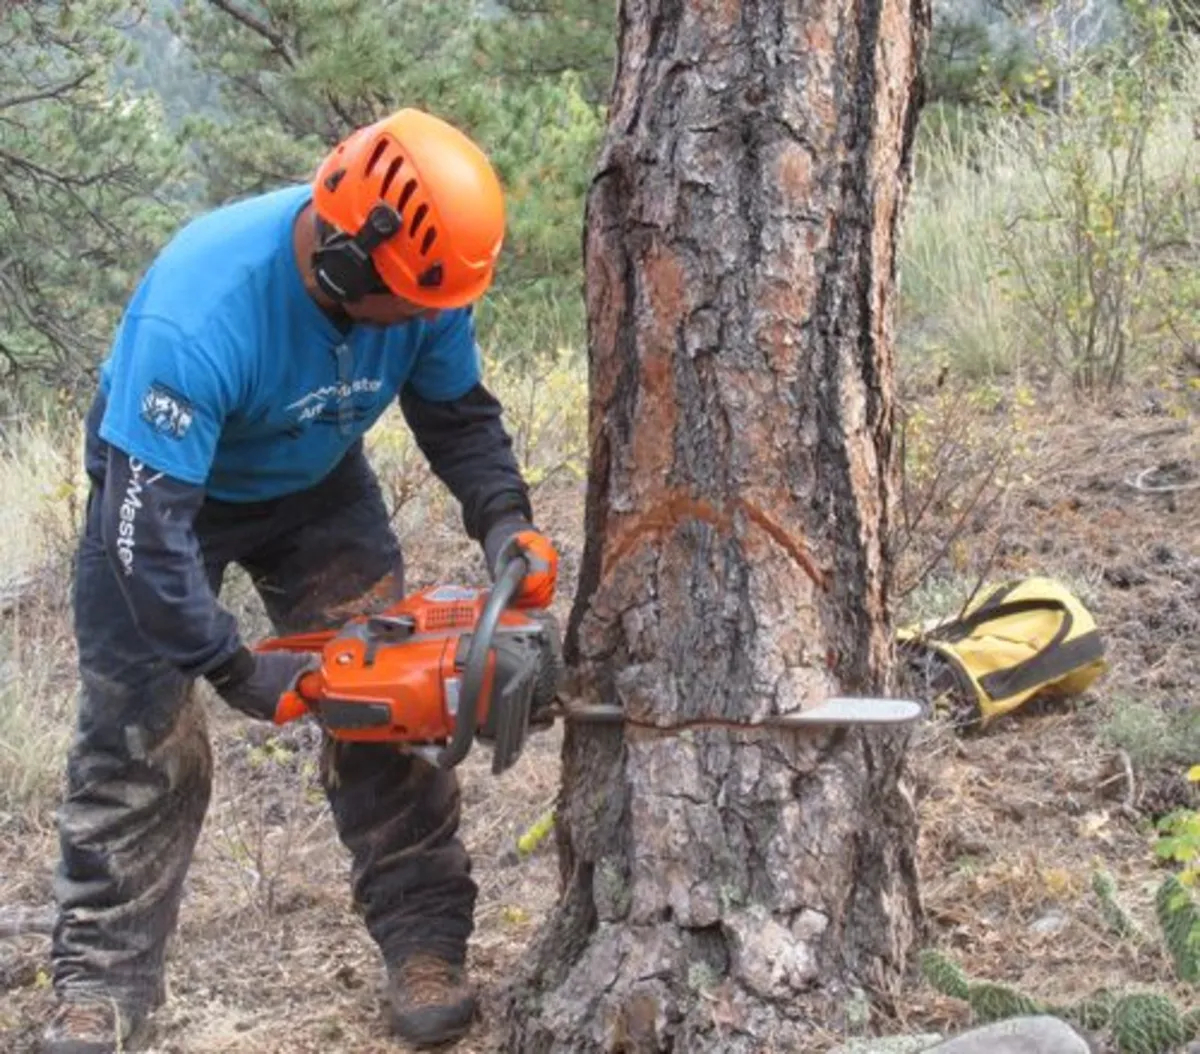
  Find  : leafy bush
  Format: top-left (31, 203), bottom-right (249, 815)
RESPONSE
top-left (900, 9), bottom-right (1200, 393)
top-left (993, 2), bottom-right (1200, 394)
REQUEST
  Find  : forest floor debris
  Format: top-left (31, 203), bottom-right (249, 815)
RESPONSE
top-left (0, 391), bottom-right (1197, 1052)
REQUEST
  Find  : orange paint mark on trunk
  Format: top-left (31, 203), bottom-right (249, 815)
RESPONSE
top-left (738, 501), bottom-right (829, 590)
top-left (603, 490), bottom-right (829, 590)
top-left (606, 493), bottom-right (731, 568)
top-left (628, 245), bottom-right (687, 483)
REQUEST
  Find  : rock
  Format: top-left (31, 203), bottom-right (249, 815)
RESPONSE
top-left (928, 1016), bottom-right (1091, 1054)
top-left (1028, 911), bottom-right (1068, 936)
top-left (0, 947), bottom-right (41, 990)
top-left (830, 1036), bottom-right (944, 1054)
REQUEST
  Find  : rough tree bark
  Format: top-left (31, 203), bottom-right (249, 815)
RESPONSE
top-left (502, 0), bottom-right (930, 1050)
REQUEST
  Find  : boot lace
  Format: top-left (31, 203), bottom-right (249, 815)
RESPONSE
top-left (396, 954), bottom-right (463, 1006)
top-left (52, 999), bottom-right (115, 1039)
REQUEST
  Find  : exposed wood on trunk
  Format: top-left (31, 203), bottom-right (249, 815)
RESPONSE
top-left (501, 0), bottom-right (931, 1050)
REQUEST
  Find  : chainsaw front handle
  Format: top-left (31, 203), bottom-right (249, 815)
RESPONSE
top-left (437, 553), bottom-right (528, 769)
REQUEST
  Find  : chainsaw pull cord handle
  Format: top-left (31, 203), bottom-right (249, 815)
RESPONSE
top-left (437, 554), bottom-right (528, 769)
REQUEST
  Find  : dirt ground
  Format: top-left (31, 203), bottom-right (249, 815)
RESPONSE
top-left (0, 388), bottom-right (1197, 1052)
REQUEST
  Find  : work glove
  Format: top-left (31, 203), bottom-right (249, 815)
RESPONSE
top-left (206, 647), bottom-right (319, 721)
top-left (483, 518), bottom-right (559, 610)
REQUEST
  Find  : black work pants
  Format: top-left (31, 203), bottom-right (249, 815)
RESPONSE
top-left (50, 444), bottom-right (477, 1018)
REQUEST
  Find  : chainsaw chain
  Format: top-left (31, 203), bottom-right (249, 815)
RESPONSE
top-left (551, 702), bottom-right (836, 733)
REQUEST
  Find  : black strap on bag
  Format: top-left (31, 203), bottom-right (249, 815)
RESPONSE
top-left (921, 589), bottom-right (1105, 702)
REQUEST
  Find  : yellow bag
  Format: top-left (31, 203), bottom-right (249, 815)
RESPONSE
top-left (897, 576), bottom-right (1108, 725)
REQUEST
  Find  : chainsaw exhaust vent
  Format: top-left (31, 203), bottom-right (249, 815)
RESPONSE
top-left (424, 605), bottom-right (477, 630)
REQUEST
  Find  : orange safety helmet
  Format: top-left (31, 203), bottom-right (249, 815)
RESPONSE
top-left (311, 108), bottom-right (505, 309)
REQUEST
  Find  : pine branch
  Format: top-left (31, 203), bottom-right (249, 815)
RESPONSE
top-left (202, 0), bottom-right (296, 67)
top-left (0, 71), bottom-right (93, 112)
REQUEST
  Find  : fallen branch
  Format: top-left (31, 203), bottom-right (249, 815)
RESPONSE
top-left (1126, 465), bottom-right (1200, 494)
top-left (1117, 748), bottom-right (1138, 822)
top-left (0, 906), bottom-right (55, 939)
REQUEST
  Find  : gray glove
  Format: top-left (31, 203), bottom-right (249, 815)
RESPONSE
top-left (205, 647), bottom-right (319, 721)
top-left (483, 515), bottom-right (532, 579)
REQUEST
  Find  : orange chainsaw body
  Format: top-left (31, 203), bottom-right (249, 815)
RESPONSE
top-left (256, 583), bottom-right (549, 747)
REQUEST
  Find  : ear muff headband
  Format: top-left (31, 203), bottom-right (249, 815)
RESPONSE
top-left (312, 203), bottom-right (403, 303)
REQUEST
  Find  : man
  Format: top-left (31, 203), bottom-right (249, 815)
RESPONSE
top-left (42, 107), bottom-right (558, 1053)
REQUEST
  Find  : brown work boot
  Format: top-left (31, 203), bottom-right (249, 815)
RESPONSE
top-left (386, 953), bottom-right (477, 1048)
top-left (40, 996), bottom-right (147, 1054)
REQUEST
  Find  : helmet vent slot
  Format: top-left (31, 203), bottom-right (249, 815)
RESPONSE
top-left (365, 139), bottom-right (389, 176)
top-left (379, 156), bottom-right (405, 198)
top-left (418, 263), bottom-right (444, 288)
top-left (420, 227), bottom-right (437, 255)
top-left (410, 203), bottom-right (429, 237)
top-left (397, 179), bottom-right (418, 214)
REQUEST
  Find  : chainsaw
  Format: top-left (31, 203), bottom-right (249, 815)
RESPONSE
top-left (256, 556), bottom-right (562, 775)
top-left (256, 556), bottom-right (926, 776)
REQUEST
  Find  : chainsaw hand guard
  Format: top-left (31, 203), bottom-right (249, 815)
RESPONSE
top-left (438, 554), bottom-right (525, 770)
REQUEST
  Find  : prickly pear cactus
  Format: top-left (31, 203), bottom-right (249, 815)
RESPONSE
top-left (1110, 992), bottom-right (1187, 1054)
top-left (967, 981), bottom-right (1042, 1023)
top-left (1068, 989), bottom-right (1117, 1030)
top-left (916, 946), bottom-right (1198, 1052)
top-left (1094, 868), bottom-right (1142, 940)
top-left (1155, 874), bottom-right (1200, 984)
top-left (919, 949), bottom-right (971, 1000)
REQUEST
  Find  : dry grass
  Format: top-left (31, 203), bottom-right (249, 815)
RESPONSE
top-left (0, 420), bottom-right (85, 588)
top-left (0, 420), bottom-right (85, 827)
top-left (1, 384), bottom-right (1197, 1051)
top-left (899, 40), bottom-right (1200, 385)
top-left (0, 616), bottom-right (76, 828)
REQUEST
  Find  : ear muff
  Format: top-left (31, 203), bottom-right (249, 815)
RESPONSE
top-left (312, 202), bottom-right (403, 303)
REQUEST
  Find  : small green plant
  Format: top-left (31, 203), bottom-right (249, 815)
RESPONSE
top-left (1151, 767), bottom-right (1200, 983)
top-left (1102, 702), bottom-right (1200, 774)
top-left (967, 980), bottom-right (1042, 1023)
top-left (1093, 868), bottom-right (1144, 942)
top-left (918, 948), bottom-right (970, 1000)
top-left (1155, 768), bottom-right (1200, 885)
top-left (1155, 874), bottom-right (1200, 985)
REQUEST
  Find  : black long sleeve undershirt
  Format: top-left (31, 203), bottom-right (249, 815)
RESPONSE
top-left (400, 380), bottom-right (533, 541)
top-left (98, 442), bottom-right (245, 680)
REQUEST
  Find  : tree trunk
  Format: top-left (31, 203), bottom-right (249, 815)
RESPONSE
top-left (501, 0), bottom-right (930, 1050)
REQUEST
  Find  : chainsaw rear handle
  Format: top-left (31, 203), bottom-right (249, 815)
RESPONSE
top-left (437, 553), bottom-right (529, 769)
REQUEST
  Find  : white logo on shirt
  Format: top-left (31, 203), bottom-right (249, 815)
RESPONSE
top-left (115, 458), bottom-right (164, 576)
top-left (287, 378), bottom-right (384, 422)
top-left (140, 383), bottom-right (195, 439)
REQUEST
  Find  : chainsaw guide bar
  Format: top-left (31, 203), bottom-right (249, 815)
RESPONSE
top-left (554, 696), bottom-right (925, 731)
top-left (259, 555), bottom-right (926, 776)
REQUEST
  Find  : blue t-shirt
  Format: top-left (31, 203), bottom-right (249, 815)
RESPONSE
top-left (96, 184), bottom-right (481, 502)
